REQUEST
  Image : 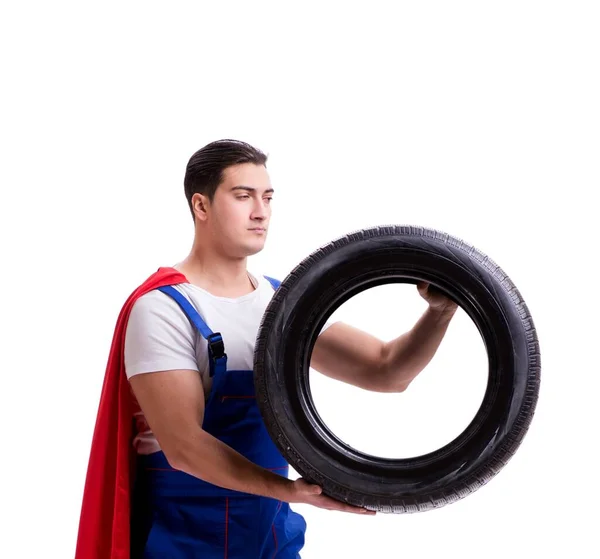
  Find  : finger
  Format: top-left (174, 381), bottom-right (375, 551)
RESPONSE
top-left (317, 495), bottom-right (375, 514)
top-left (337, 505), bottom-right (376, 515)
top-left (296, 479), bottom-right (323, 495)
top-left (303, 482), bottom-right (323, 495)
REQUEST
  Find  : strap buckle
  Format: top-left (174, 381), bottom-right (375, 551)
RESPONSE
top-left (207, 332), bottom-right (226, 360)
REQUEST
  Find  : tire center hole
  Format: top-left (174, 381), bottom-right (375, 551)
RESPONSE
top-left (308, 282), bottom-right (489, 459)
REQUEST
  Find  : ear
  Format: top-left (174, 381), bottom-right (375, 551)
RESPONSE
top-left (191, 193), bottom-right (209, 222)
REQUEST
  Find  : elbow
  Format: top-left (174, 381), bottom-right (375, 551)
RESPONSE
top-left (165, 449), bottom-right (187, 472)
top-left (394, 379), bottom-right (411, 393)
top-left (375, 345), bottom-right (412, 393)
top-left (379, 375), bottom-right (411, 393)
top-left (161, 430), bottom-right (205, 473)
top-left (162, 442), bottom-right (188, 472)
top-left (370, 366), bottom-right (413, 393)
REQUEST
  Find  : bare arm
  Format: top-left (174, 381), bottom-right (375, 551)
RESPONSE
top-left (380, 305), bottom-right (457, 390)
top-left (128, 368), bottom-right (372, 513)
top-left (129, 368), bottom-right (295, 497)
top-left (311, 287), bottom-right (457, 392)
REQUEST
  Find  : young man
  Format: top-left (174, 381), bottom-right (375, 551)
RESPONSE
top-left (75, 139), bottom-right (458, 559)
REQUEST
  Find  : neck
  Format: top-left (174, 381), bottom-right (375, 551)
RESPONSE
top-left (174, 235), bottom-right (254, 296)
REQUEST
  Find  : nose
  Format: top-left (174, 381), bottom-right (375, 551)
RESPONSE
top-left (251, 198), bottom-right (269, 221)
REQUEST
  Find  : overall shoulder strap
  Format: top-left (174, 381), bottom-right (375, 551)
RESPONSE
top-left (157, 285), bottom-right (226, 377)
top-left (263, 275), bottom-right (281, 290)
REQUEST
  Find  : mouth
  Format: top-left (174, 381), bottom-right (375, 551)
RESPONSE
top-left (249, 227), bottom-right (266, 233)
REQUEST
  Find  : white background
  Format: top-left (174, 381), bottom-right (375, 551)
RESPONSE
top-left (1, 1), bottom-right (598, 557)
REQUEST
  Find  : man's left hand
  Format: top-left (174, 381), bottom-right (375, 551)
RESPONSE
top-left (417, 282), bottom-right (458, 314)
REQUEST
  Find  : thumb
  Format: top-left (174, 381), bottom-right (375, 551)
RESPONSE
top-left (306, 483), bottom-right (322, 495)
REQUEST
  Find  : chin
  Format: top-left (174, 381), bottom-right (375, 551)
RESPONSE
top-left (247, 244), bottom-right (266, 256)
top-left (235, 242), bottom-right (266, 258)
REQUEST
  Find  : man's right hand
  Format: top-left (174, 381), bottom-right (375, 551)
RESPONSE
top-left (288, 478), bottom-right (376, 515)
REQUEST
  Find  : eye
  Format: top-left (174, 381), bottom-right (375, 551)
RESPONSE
top-left (237, 195), bottom-right (250, 200)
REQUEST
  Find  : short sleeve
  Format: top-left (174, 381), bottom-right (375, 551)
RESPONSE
top-left (124, 290), bottom-right (200, 379)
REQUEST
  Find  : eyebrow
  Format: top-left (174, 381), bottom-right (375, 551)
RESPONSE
top-left (231, 186), bottom-right (275, 194)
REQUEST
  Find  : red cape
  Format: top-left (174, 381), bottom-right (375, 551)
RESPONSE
top-left (75, 266), bottom-right (188, 559)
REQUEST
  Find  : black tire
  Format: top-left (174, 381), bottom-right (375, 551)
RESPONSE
top-left (254, 225), bottom-right (541, 513)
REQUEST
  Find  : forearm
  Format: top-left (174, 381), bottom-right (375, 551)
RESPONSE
top-left (381, 305), bottom-right (457, 390)
top-left (169, 428), bottom-right (294, 501)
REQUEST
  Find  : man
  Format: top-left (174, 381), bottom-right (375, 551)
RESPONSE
top-left (75, 139), bottom-right (458, 559)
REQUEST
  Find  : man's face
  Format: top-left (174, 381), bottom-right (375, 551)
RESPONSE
top-left (205, 163), bottom-right (274, 257)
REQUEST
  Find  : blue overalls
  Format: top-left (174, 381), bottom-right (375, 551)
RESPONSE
top-left (130, 277), bottom-right (307, 558)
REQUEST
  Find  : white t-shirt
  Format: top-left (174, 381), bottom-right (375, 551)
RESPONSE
top-left (124, 270), bottom-right (332, 454)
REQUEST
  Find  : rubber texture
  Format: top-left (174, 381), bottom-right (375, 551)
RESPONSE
top-left (254, 225), bottom-right (541, 513)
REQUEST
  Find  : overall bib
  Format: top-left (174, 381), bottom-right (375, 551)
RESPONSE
top-left (130, 278), bottom-right (307, 558)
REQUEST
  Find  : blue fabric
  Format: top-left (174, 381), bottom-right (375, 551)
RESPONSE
top-left (131, 277), bottom-right (306, 558)
top-left (264, 275), bottom-right (281, 290)
top-left (157, 285), bottom-right (227, 377)
top-left (156, 285), bottom-right (214, 339)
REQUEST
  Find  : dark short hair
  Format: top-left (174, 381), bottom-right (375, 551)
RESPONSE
top-left (184, 139), bottom-right (268, 220)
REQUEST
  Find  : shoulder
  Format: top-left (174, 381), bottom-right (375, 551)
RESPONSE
top-left (126, 287), bottom-right (197, 339)
top-left (124, 287), bottom-right (201, 378)
top-left (130, 287), bottom-right (184, 318)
